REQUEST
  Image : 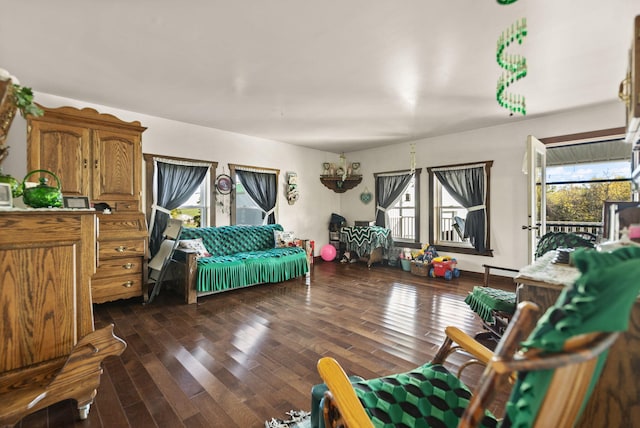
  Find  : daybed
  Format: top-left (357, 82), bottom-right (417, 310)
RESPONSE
top-left (176, 224), bottom-right (309, 304)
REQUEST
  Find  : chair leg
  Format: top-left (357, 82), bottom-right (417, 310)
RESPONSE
top-left (147, 267), bottom-right (168, 304)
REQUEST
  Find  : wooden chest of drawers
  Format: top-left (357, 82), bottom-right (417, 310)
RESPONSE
top-left (93, 212), bottom-right (148, 303)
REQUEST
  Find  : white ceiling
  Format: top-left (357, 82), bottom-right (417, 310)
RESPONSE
top-left (2, 1), bottom-right (639, 153)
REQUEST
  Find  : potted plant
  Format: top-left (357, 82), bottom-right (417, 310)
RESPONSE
top-left (0, 68), bottom-right (44, 195)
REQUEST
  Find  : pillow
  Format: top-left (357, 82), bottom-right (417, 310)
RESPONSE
top-left (179, 238), bottom-right (211, 258)
top-left (274, 230), bottom-right (296, 248)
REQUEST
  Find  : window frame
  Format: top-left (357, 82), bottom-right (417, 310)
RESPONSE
top-left (428, 160), bottom-right (493, 256)
top-left (229, 163), bottom-right (280, 225)
top-left (540, 126), bottom-right (634, 236)
top-left (143, 153), bottom-right (217, 228)
top-left (374, 169), bottom-right (421, 249)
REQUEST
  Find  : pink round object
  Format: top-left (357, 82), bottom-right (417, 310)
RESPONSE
top-left (320, 244), bottom-right (337, 261)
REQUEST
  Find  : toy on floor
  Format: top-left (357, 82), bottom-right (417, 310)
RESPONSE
top-left (412, 243), bottom-right (438, 263)
top-left (429, 256), bottom-right (460, 280)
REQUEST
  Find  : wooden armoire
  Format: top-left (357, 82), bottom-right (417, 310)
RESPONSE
top-left (27, 106), bottom-right (149, 303)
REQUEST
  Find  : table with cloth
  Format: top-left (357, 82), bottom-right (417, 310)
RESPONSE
top-left (339, 226), bottom-right (392, 256)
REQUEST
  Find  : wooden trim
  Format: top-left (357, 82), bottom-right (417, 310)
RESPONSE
top-left (426, 160), bottom-right (494, 172)
top-left (539, 127), bottom-right (626, 145)
top-left (34, 104), bottom-right (147, 132)
top-left (373, 168), bottom-right (422, 177)
top-left (230, 163), bottom-right (280, 175)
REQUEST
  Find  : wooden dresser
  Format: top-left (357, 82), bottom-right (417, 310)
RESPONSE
top-left (516, 256), bottom-right (640, 428)
top-left (27, 106), bottom-right (148, 303)
top-left (93, 212), bottom-right (149, 303)
top-left (0, 210), bottom-right (126, 424)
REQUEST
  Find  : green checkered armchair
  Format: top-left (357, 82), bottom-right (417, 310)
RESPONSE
top-left (317, 247), bottom-right (640, 428)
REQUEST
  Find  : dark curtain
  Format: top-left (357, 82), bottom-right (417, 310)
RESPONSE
top-left (434, 165), bottom-right (487, 252)
top-left (375, 173), bottom-right (413, 227)
top-left (149, 160), bottom-right (209, 257)
top-left (236, 169), bottom-right (277, 224)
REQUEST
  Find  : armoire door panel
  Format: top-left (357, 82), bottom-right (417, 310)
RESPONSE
top-left (92, 130), bottom-right (140, 202)
top-left (27, 121), bottom-right (91, 197)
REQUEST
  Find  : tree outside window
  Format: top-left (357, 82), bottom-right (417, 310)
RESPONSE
top-left (545, 158), bottom-right (631, 236)
top-left (171, 172), bottom-right (210, 228)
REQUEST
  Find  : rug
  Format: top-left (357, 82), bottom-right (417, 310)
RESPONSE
top-left (264, 410), bottom-right (311, 428)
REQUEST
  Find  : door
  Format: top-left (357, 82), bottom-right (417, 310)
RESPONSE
top-left (525, 135), bottom-right (546, 264)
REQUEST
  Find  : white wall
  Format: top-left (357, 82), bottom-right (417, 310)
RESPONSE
top-left (340, 100), bottom-right (627, 274)
top-left (4, 92), bottom-right (343, 257)
top-left (4, 94), bottom-right (626, 267)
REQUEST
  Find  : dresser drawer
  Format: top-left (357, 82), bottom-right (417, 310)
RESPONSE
top-left (95, 257), bottom-right (143, 277)
top-left (97, 213), bottom-right (146, 237)
top-left (92, 274), bottom-right (143, 303)
top-left (98, 239), bottom-right (146, 259)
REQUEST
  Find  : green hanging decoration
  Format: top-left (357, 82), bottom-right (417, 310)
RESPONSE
top-left (496, 0), bottom-right (519, 4)
top-left (496, 17), bottom-right (528, 115)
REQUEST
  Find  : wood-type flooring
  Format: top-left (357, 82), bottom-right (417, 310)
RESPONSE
top-left (13, 261), bottom-right (512, 428)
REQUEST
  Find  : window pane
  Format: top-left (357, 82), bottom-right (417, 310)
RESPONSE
top-left (547, 160), bottom-right (630, 183)
top-left (545, 159), bottom-right (631, 233)
top-left (388, 176), bottom-right (415, 241)
top-left (235, 181), bottom-right (265, 225)
top-left (170, 170), bottom-right (210, 228)
top-left (437, 185), bottom-right (469, 245)
top-left (545, 140), bottom-right (631, 233)
top-left (171, 207), bottom-right (203, 228)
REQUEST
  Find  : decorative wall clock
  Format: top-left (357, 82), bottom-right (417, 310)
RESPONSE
top-left (215, 174), bottom-right (233, 194)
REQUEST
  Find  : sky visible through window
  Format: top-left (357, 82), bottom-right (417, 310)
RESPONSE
top-left (547, 160), bottom-right (630, 183)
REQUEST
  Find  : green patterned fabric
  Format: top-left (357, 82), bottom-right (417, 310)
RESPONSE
top-left (534, 231), bottom-right (594, 258)
top-left (353, 364), bottom-right (498, 428)
top-left (502, 247), bottom-right (640, 428)
top-left (180, 224), bottom-right (308, 292)
top-left (464, 287), bottom-right (517, 323)
top-left (181, 224), bottom-right (284, 256)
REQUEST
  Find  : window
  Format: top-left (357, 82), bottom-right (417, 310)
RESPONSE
top-left (428, 161), bottom-right (493, 256)
top-left (171, 171), bottom-right (210, 227)
top-left (229, 164), bottom-right (279, 225)
top-left (143, 154), bottom-right (216, 256)
top-left (386, 174), bottom-right (419, 242)
top-left (374, 170), bottom-right (420, 247)
top-left (545, 137), bottom-right (632, 237)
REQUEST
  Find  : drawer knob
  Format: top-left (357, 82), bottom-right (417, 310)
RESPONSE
top-left (115, 246), bottom-right (127, 252)
top-left (122, 281), bottom-right (134, 288)
top-left (123, 263), bottom-right (134, 269)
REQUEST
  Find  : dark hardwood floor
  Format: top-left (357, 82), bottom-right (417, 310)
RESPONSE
top-left (15, 261), bottom-right (511, 428)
